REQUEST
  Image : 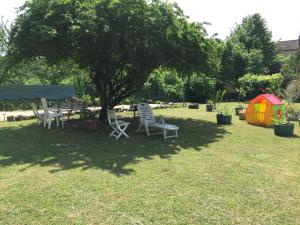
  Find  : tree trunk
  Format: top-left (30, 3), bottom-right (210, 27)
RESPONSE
top-left (99, 96), bottom-right (109, 122)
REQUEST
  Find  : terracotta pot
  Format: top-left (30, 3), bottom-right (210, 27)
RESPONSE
top-left (238, 110), bottom-right (246, 120)
top-left (235, 106), bottom-right (244, 115)
top-left (83, 120), bottom-right (98, 131)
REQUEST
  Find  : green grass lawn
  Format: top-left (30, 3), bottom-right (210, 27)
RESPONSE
top-left (0, 104), bottom-right (299, 225)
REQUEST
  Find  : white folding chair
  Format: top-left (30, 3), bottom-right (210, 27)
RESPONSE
top-left (30, 103), bottom-right (44, 125)
top-left (107, 110), bottom-right (130, 140)
top-left (41, 98), bottom-right (64, 129)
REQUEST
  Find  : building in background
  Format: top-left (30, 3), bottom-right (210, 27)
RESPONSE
top-left (278, 36), bottom-right (300, 56)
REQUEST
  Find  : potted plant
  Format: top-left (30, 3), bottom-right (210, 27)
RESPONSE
top-left (238, 109), bottom-right (246, 120)
top-left (6, 116), bottom-right (15, 122)
top-left (216, 104), bottom-right (232, 125)
top-left (15, 115), bottom-right (24, 121)
top-left (206, 100), bottom-right (214, 112)
top-left (80, 109), bottom-right (97, 131)
top-left (234, 105), bottom-right (244, 115)
top-left (273, 118), bottom-right (294, 137)
top-left (188, 103), bottom-right (199, 109)
top-left (213, 90), bottom-right (232, 125)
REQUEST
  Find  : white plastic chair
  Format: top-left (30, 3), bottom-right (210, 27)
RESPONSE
top-left (107, 109), bottom-right (130, 140)
top-left (30, 103), bottom-right (44, 125)
top-left (41, 98), bottom-right (64, 129)
top-left (136, 103), bottom-right (179, 139)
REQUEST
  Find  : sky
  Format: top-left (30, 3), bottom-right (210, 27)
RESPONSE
top-left (0, 0), bottom-right (299, 41)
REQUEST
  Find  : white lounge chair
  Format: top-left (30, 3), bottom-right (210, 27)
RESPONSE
top-left (107, 109), bottom-right (130, 140)
top-left (41, 98), bottom-right (64, 129)
top-left (30, 103), bottom-right (44, 125)
top-left (136, 103), bottom-right (179, 140)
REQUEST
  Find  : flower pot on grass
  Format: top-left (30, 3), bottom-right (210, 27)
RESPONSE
top-left (274, 123), bottom-right (294, 137)
top-left (238, 109), bottom-right (246, 120)
top-left (15, 115), bottom-right (24, 121)
top-left (206, 104), bottom-right (214, 112)
top-left (188, 103), bottom-right (199, 109)
top-left (82, 120), bottom-right (98, 131)
top-left (80, 109), bottom-right (98, 131)
top-left (7, 116), bottom-right (15, 122)
top-left (235, 106), bottom-right (244, 115)
top-left (216, 114), bottom-right (232, 125)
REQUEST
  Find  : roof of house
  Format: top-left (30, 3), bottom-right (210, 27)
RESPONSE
top-left (250, 94), bottom-right (283, 105)
top-left (0, 85), bottom-right (76, 100)
top-left (278, 39), bottom-right (299, 51)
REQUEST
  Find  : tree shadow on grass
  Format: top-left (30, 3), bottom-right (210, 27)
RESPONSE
top-left (0, 117), bottom-right (229, 176)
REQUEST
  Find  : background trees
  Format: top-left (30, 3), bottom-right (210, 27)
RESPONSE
top-left (144, 68), bottom-right (184, 103)
top-left (2, 3), bottom-right (296, 110)
top-left (220, 14), bottom-right (280, 83)
top-left (281, 51), bottom-right (300, 83)
top-left (0, 18), bottom-right (9, 85)
top-left (9, 0), bottom-right (210, 119)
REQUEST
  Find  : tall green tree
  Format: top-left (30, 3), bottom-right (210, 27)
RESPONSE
top-left (9, 0), bottom-right (209, 120)
top-left (281, 51), bottom-right (300, 81)
top-left (229, 13), bottom-right (278, 73)
top-left (220, 40), bottom-right (248, 81)
top-left (0, 18), bottom-right (8, 56)
top-left (0, 18), bottom-right (9, 85)
top-left (221, 13), bottom-right (279, 83)
top-left (1, 17), bottom-right (94, 103)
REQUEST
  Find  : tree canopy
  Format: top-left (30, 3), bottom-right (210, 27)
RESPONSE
top-left (220, 13), bottom-right (280, 83)
top-left (9, 0), bottom-right (210, 119)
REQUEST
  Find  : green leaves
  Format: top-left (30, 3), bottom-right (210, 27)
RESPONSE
top-left (144, 67), bottom-right (184, 101)
top-left (0, 18), bottom-right (9, 56)
top-left (9, 0), bottom-right (209, 119)
top-left (237, 73), bottom-right (284, 98)
top-left (281, 51), bottom-right (300, 79)
top-left (221, 13), bottom-right (279, 83)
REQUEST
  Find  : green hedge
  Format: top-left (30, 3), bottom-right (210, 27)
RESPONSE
top-left (238, 73), bottom-right (283, 99)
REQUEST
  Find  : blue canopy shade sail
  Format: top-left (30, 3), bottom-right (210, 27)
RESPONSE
top-left (0, 85), bottom-right (76, 100)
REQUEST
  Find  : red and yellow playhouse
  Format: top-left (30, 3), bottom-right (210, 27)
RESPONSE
top-left (246, 94), bottom-right (284, 126)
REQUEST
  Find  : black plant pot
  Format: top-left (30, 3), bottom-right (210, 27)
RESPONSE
top-left (216, 114), bottom-right (232, 125)
top-left (6, 116), bottom-right (15, 122)
top-left (189, 103), bottom-right (199, 109)
top-left (15, 115), bottom-right (25, 121)
top-left (206, 104), bottom-right (214, 112)
top-left (274, 123), bottom-right (294, 137)
top-left (235, 107), bottom-right (244, 115)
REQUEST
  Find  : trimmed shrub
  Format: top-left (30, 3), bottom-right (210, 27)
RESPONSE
top-left (238, 73), bottom-right (283, 99)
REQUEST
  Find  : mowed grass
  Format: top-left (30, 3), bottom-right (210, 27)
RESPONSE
top-left (0, 104), bottom-right (299, 225)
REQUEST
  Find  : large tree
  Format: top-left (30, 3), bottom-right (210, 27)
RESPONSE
top-left (0, 18), bottom-right (9, 85)
top-left (221, 13), bottom-right (280, 83)
top-left (9, 0), bottom-right (209, 120)
top-left (281, 51), bottom-right (300, 79)
top-left (229, 13), bottom-right (278, 73)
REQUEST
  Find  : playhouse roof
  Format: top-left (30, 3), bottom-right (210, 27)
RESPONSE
top-left (250, 94), bottom-right (283, 105)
